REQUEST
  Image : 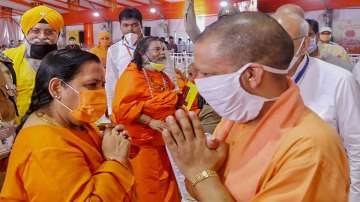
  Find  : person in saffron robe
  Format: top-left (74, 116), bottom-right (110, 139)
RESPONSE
top-left (0, 49), bottom-right (135, 201)
top-left (162, 12), bottom-right (349, 202)
top-left (112, 36), bottom-right (181, 202)
top-left (90, 31), bottom-right (111, 68)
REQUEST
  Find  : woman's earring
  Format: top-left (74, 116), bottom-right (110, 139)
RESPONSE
top-left (54, 95), bottom-right (61, 99)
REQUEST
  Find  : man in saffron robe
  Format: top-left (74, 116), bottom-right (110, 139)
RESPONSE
top-left (273, 13), bottom-right (360, 202)
top-left (112, 37), bottom-right (181, 202)
top-left (162, 12), bottom-right (349, 202)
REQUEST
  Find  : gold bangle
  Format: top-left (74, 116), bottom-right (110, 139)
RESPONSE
top-left (189, 169), bottom-right (218, 187)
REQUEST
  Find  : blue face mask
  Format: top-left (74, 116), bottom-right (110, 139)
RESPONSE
top-left (307, 37), bottom-right (317, 54)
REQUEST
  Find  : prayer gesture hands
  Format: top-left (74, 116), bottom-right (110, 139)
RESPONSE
top-left (162, 109), bottom-right (228, 179)
top-left (102, 124), bottom-right (131, 168)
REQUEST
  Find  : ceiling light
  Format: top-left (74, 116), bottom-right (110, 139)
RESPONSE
top-left (93, 12), bottom-right (100, 17)
top-left (150, 7), bottom-right (157, 13)
top-left (220, 1), bottom-right (228, 8)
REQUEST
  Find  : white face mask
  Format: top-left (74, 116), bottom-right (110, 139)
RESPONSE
top-left (307, 36), bottom-right (317, 54)
top-left (195, 63), bottom-right (290, 122)
top-left (123, 32), bottom-right (139, 47)
top-left (289, 37), bottom-right (305, 69)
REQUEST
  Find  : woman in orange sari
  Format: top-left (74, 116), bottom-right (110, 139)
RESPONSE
top-left (112, 37), bottom-right (181, 202)
top-left (1, 49), bottom-right (134, 201)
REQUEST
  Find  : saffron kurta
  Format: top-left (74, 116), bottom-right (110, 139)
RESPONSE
top-left (0, 124), bottom-right (134, 201)
top-left (112, 63), bottom-right (181, 202)
top-left (214, 81), bottom-right (349, 202)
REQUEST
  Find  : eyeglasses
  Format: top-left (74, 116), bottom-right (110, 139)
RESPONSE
top-left (28, 28), bottom-right (57, 36)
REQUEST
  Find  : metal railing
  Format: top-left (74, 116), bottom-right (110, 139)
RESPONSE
top-left (349, 54), bottom-right (360, 66)
top-left (169, 52), bottom-right (194, 76)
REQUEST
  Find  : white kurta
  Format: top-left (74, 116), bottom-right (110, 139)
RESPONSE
top-left (294, 55), bottom-right (360, 202)
top-left (105, 40), bottom-right (134, 115)
top-left (353, 61), bottom-right (360, 86)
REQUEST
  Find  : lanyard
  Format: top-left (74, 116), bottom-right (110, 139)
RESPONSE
top-left (125, 46), bottom-right (134, 57)
top-left (123, 41), bottom-right (135, 57)
top-left (294, 55), bottom-right (310, 84)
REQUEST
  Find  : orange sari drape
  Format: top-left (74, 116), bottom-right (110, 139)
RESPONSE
top-left (0, 124), bottom-right (134, 201)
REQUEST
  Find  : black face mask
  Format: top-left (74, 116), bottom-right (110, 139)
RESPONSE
top-left (29, 43), bottom-right (57, 59)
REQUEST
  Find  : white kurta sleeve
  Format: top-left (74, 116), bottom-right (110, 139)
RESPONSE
top-left (353, 62), bottom-right (360, 86)
top-left (105, 48), bottom-right (118, 115)
top-left (335, 74), bottom-right (360, 202)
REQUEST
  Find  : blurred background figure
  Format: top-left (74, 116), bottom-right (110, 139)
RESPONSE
top-left (168, 36), bottom-right (178, 53)
top-left (65, 36), bottom-right (81, 50)
top-left (0, 46), bottom-right (6, 52)
top-left (177, 38), bottom-right (186, 52)
top-left (306, 19), bottom-right (353, 70)
top-left (89, 31), bottom-right (111, 68)
top-left (160, 36), bottom-right (170, 49)
top-left (8, 40), bottom-right (16, 48)
top-left (318, 26), bottom-right (351, 64)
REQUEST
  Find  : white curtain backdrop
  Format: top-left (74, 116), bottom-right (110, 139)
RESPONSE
top-left (0, 16), bottom-right (23, 47)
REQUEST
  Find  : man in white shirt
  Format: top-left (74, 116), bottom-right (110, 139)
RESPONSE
top-left (106, 8), bottom-right (143, 115)
top-left (275, 13), bottom-right (360, 202)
